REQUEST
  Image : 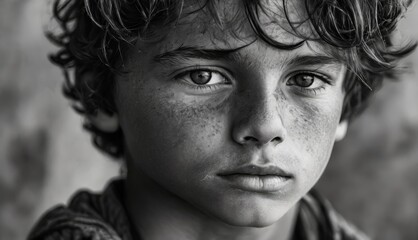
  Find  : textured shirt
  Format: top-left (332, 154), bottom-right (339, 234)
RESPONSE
top-left (28, 179), bottom-right (370, 240)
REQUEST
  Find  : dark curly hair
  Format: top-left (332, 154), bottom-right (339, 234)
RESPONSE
top-left (46, 0), bottom-right (416, 158)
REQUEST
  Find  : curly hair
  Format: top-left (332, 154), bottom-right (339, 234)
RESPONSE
top-left (47, 0), bottom-right (416, 158)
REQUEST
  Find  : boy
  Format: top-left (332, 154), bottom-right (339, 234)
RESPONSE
top-left (29, 0), bottom-right (416, 239)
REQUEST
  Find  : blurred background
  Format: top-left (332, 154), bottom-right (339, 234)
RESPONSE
top-left (0, 0), bottom-right (417, 239)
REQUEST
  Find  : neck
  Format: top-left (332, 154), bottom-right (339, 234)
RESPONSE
top-left (124, 171), bottom-right (299, 240)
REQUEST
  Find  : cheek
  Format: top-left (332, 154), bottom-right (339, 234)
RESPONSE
top-left (117, 81), bottom-right (229, 175)
top-left (287, 99), bottom-right (343, 179)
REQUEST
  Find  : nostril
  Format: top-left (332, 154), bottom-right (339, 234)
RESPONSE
top-left (271, 137), bottom-right (283, 144)
top-left (242, 136), bottom-right (283, 144)
top-left (243, 136), bottom-right (258, 142)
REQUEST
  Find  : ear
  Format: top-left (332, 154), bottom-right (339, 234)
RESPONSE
top-left (89, 110), bottom-right (119, 133)
top-left (335, 120), bottom-right (348, 142)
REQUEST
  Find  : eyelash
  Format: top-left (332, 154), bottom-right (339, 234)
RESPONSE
top-left (286, 71), bottom-right (332, 96)
top-left (172, 66), bottom-right (232, 91)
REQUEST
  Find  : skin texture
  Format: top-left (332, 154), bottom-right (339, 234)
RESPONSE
top-left (95, 1), bottom-right (348, 239)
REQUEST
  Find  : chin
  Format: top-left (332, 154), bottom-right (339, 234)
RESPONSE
top-left (219, 212), bottom-right (283, 228)
top-left (210, 203), bottom-right (291, 228)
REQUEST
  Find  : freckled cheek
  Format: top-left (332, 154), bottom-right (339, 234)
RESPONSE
top-left (287, 102), bottom-right (342, 177)
top-left (120, 88), bottom-right (229, 170)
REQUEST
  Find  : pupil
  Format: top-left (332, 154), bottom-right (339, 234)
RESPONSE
top-left (296, 74), bottom-right (314, 87)
top-left (190, 70), bottom-right (211, 85)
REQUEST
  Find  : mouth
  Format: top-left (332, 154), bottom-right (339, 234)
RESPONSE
top-left (217, 165), bottom-right (293, 193)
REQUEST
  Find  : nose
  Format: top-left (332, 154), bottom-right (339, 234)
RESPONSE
top-left (232, 90), bottom-right (287, 146)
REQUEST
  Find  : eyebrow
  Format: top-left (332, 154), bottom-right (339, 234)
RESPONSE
top-left (153, 46), bottom-right (247, 65)
top-left (154, 45), bottom-right (340, 68)
top-left (286, 55), bottom-right (340, 68)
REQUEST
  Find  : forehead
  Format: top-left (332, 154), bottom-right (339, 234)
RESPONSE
top-left (139, 0), bottom-right (322, 55)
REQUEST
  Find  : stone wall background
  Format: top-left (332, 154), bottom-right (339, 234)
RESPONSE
top-left (0, 1), bottom-right (417, 239)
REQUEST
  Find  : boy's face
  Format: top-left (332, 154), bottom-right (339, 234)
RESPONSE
top-left (112, 0), bottom-right (347, 227)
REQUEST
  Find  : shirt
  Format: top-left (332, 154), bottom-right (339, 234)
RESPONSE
top-left (28, 179), bottom-right (370, 240)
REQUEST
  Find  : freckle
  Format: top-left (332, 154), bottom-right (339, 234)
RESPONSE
top-left (303, 104), bottom-right (319, 115)
top-left (275, 90), bottom-right (287, 101)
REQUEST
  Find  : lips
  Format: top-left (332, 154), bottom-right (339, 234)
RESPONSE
top-left (217, 165), bottom-right (293, 193)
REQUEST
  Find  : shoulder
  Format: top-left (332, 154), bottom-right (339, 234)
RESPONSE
top-left (298, 190), bottom-right (371, 240)
top-left (28, 179), bottom-right (133, 240)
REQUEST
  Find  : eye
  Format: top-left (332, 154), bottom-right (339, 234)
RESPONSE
top-left (289, 74), bottom-right (314, 87)
top-left (286, 72), bottom-right (331, 96)
top-left (286, 72), bottom-right (330, 88)
top-left (175, 69), bottom-right (230, 86)
top-left (190, 70), bottom-right (212, 85)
